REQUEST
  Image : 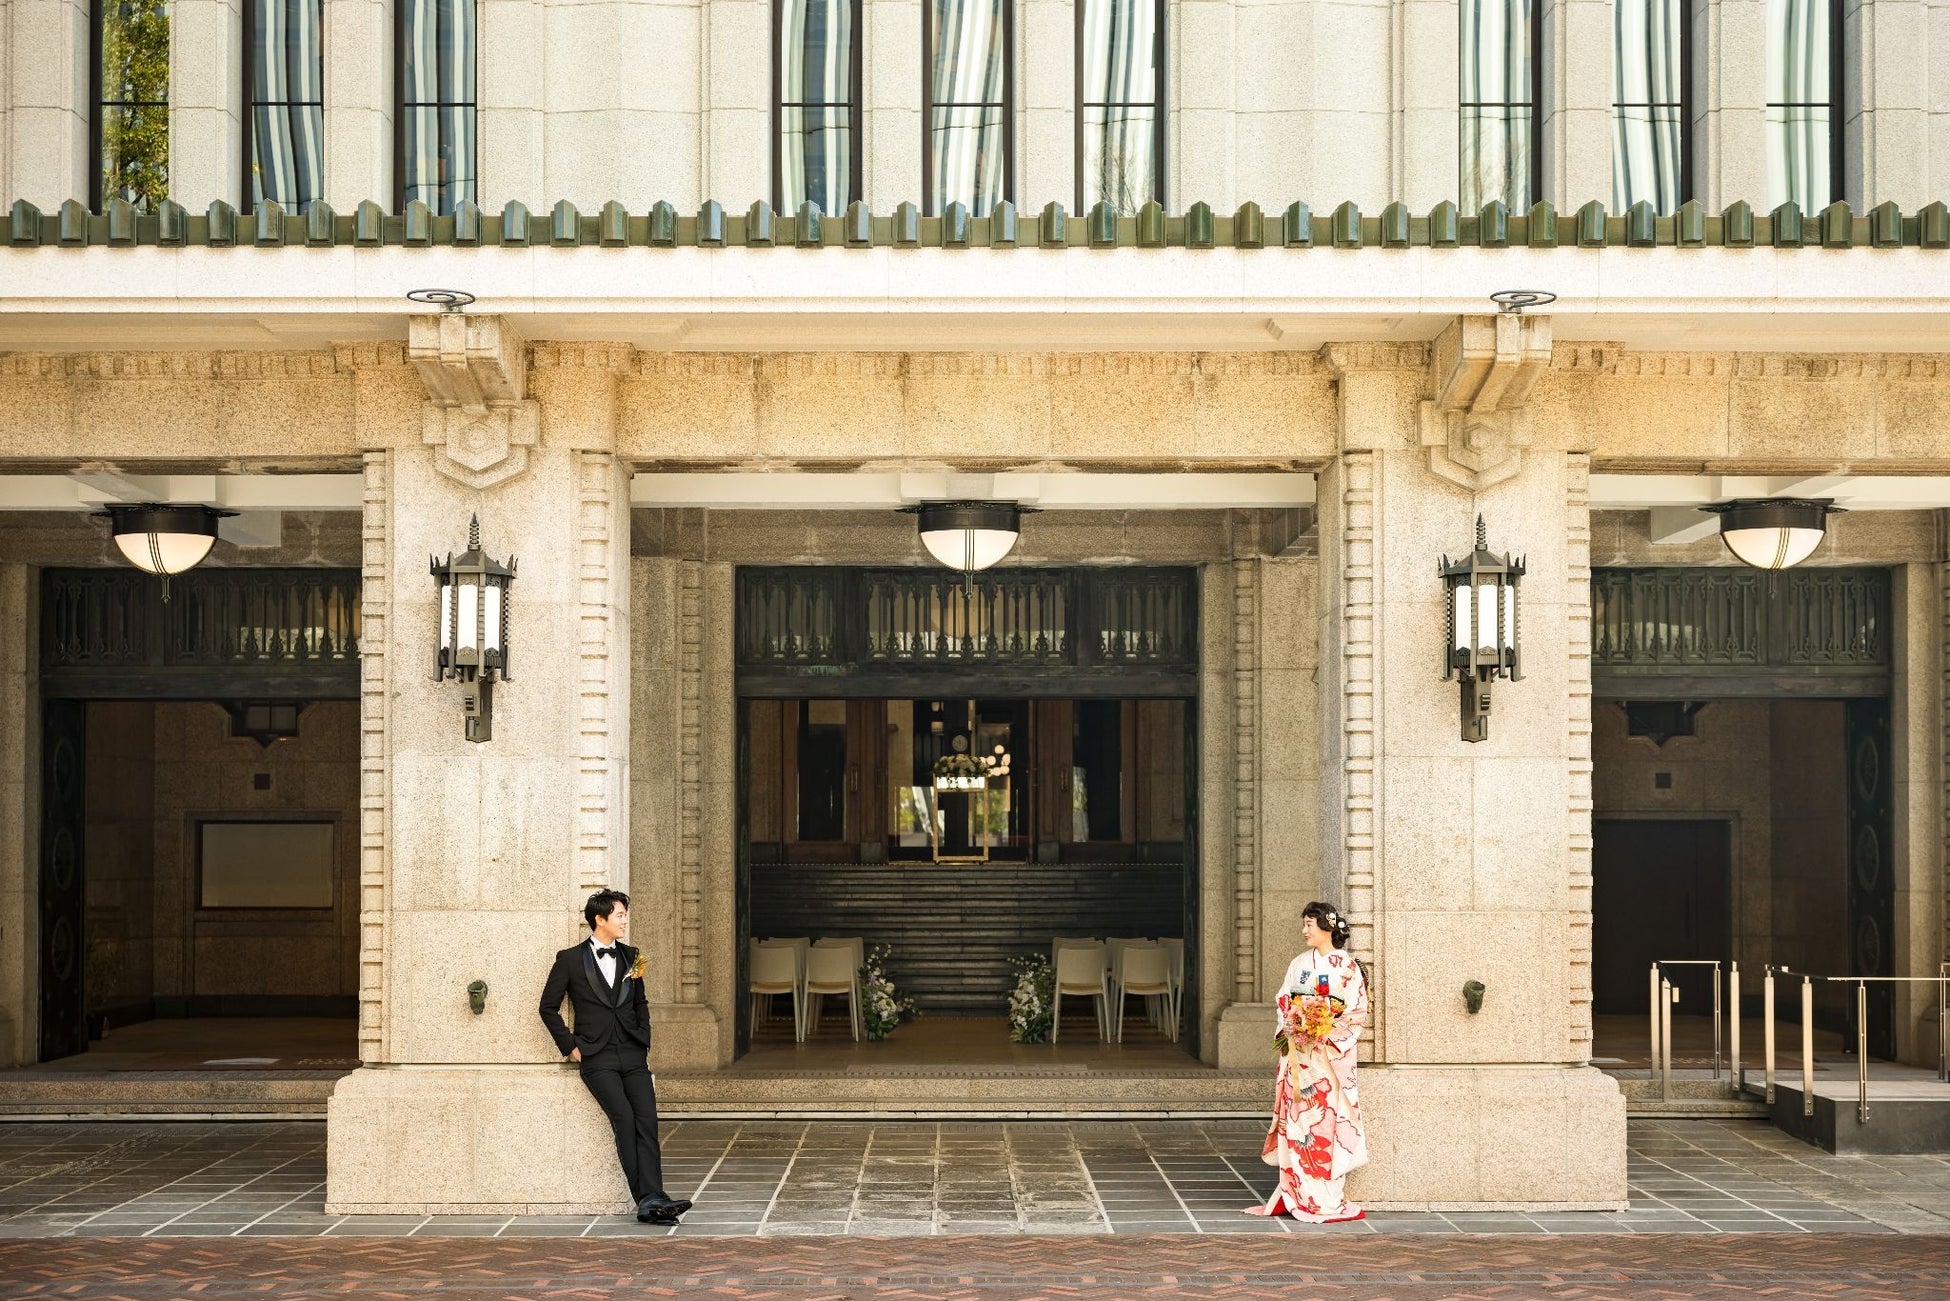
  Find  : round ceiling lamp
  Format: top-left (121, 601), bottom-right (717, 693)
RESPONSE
top-left (99, 504), bottom-right (236, 595)
top-left (913, 501), bottom-right (1024, 576)
top-left (1699, 498), bottom-right (1841, 570)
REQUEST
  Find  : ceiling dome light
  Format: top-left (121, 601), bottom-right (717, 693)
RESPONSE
top-left (1700, 498), bottom-right (1841, 571)
top-left (914, 501), bottom-right (1024, 575)
top-left (99, 504), bottom-right (236, 594)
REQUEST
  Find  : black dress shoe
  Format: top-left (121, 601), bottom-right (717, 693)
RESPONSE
top-left (636, 1195), bottom-right (693, 1223)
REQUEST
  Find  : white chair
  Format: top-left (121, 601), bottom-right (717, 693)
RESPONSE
top-left (1159, 938), bottom-right (1185, 1035)
top-left (806, 938), bottom-right (864, 1041)
top-left (1052, 941), bottom-right (1110, 1043)
top-left (1115, 943), bottom-right (1174, 1043)
top-left (1105, 937), bottom-right (1150, 1008)
top-left (748, 939), bottom-right (805, 1041)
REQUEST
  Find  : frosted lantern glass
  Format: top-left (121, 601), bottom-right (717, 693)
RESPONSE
top-left (483, 584), bottom-right (502, 652)
top-left (1500, 585), bottom-right (1516, 651)
top-left (921, 527), bottom-right (1019, 571)
top-left (1453, 585), bottom-right (1472, 652)
top-left (439, 586), bottom-right (453, 651)
top-left (1476, 583), bottom-right (1497, 655)
top-left (456, 583), bottom-right (479, 651)
top-left (1722, 526), bottom-right (1825, 570)
top-left (113, 531), bottom-right (216, 576)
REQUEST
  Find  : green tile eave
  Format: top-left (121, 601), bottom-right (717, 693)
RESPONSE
top-left (8, 197), bottom-right (1950, 251)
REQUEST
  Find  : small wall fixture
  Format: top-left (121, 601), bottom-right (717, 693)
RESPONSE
top-left (1440, 516), bottom-right (1524, 743)
top-left (431, 514), bottom-right (516, 744)
top-left (909, 501), bottom-right (1025, 591)
top-left (467, 980), bottom-right (488, 1015)
top-left (1463, 980), bottom-right (1486, 1014)
top-left (99, 503), bottom-right (237, 600)
top-left (1699, 497), bottom-right (1842, 570)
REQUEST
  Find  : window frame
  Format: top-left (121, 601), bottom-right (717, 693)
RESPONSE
top-left (393, 0), bottom-right (480, 214)
top-left (1074, 0), bottom-right (1166, 216)
top-left (921, 0), bottom-right (1015, 216)
top-left (1458, 0), bottom-right (1544, 210)
top-left (90, 0), bottom-right (172, 212)
top-left (1612, 0), bottom-right (1693, 211)
top-left (772, 0), bottom-right (866, 215)
top-left (1765, 0), bottom-right (1845, 208)
top-left (241, 0), bottom-right (326, 213)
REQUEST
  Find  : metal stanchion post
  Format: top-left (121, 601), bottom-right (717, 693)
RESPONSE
top-left (1729, 962), bottom-right (1741, 1096)
top-left (1763, 968), bottom-right (1776, 1104)
top-left (1857, 981), bottom-right (1871, 1124)
top-left (1712, 963), bottom-right (1724, 1079)
top-left (1802, 976), bottom-right (1815, 1118)
top-left (1940, 966), bottom-right (1948, 1085)
top-left (1648, 964), bottom-right (1661, 1079)
top-left (1661, 977), bottom-right (1674, 1102)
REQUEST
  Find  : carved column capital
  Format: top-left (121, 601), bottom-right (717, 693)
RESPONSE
top-left (1418, 312), bottom-right (1554, 493)
top-left (408, 313), bottom-right (540, 490)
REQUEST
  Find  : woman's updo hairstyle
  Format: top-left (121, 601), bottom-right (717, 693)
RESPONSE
top-left (1302, 901), bottom-right (1351, 948)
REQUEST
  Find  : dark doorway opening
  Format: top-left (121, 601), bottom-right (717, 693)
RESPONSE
top-left (1593, 819), bottom-right (1731, 1018)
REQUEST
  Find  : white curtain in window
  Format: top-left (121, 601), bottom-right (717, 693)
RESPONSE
top-left (930, 0), bottom-right (1006, 212)
top-left (402, 0), bottom-right (477, 214)
top-left (1080, 0), bottom-right (1156, 214)
top-left (1612, 0), bottom-right (1683, 212)
top-left (780, 0), bottom-right (854, 216)
top-left (1460, 0), bottom-right (1533, 210)
top-left (250, 0), bottom-right (324, 210)
top-left (1766, 0), bottom-right (1831, 211)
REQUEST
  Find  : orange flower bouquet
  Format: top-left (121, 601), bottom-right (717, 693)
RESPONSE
top-left (1272, 992), bottom-right (1338, 1055)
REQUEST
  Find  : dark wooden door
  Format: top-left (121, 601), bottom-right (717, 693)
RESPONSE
top-left (734, 698), bottom-right (753, 1056)
top-left (1592, 819), bottom-right (1730, 1016)
top-left (1844, 698), bottom-right (1896, 1059)
top-left (1179, 697), bottom-right (1199, 1056)
top-left (38, 700), bottom-right (86, 1062)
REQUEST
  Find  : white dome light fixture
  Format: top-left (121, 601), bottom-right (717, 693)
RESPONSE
top-left (99, 504), bottom-right (236, 599)
top-left (912, 501), bottom-right (1025, 588)
top-left (1700, 498), bottom-right (1841, 571)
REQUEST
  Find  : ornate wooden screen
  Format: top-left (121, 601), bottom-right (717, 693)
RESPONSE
top-left (735, 566), bottom-right (1198, 696)
top-left (1591, 567), bottom-right (1888, 697)
top-left (41, 567), bottom-right (361, 697)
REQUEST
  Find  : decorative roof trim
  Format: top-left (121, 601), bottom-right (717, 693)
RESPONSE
top-left (8, 196), bottom-right (1950, 251)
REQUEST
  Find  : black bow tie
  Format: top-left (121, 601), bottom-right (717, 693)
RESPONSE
top-left (595, 946), bottom-right (616, 960)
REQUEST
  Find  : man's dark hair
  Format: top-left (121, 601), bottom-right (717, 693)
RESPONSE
top-left (584, 888), bottom-right (630, 930)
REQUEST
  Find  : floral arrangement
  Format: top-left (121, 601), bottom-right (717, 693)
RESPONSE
top-left (1006, 955), bottom-right (1055, 1044)
top-left (932, 744), bottom-right (1012, 790)
top-left (1272, 990), bottom-right (1338, 1055)
top-left (859, 944), bottom-right (919, 1041)
top-left (626, 952), bottom-right (646, 982)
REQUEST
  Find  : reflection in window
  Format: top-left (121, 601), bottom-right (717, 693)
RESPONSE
top-left (1078, 0), bottom-right (1161, 215)
top-left (247, 0), bottom-right (325, 211)
top-left (1767, 0), bottom-right (1839, 211)
top-left (96, 0), bottom-right (171, 211)
top-left (1460, 0), bottom-right (1537, 210)
top-left (927, 0), bottom-right (1011, 214)
top-left (400, 0), bottom-right (477, 214)
top-left (778, 0), bottom-right (860, 215)
top-left (1072, 700), bottom-right (1124, 842)
top-left (797, 700), bottom-right (848, 841)
top-left (1613, 0), bottom-right (1687, 213)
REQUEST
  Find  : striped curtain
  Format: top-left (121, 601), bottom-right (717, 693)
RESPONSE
top-left (1460, 0), bottom-right (1533, 210)
top-left (930, 0), bottom-right (1007, 213)
top-left (249, 0), bottom-right (324, 210)
top-left (402, 0), bottom-right (477, 214)
top-left (1766, 0), bottom-right (1831, 211)
top-left (1612, 0), bottom-right (1684, 212)
top-left (1080, 0), bottom-right (1157, 214)
top-left (780, 0), bottom-right (855, 216)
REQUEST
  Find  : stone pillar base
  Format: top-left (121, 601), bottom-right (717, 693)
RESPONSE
top-left (1349, 1065), bottom-right (1627, 1210)
top-left (645, 1004), bottom-right (728, 1070)
top-left (1214, 1002), bottom-right (1278, 1069)
top-left (326, 1066), bottom-right (641, 1214)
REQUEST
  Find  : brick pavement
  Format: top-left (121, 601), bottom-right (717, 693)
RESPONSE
top-left (0, 1233), bottom-right (1945, 1298)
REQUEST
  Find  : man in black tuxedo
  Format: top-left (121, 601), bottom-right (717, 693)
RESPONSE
top-left (538, 888), bottom-right (691, 1224)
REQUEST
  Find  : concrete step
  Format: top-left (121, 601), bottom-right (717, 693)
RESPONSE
top-left (1766, 1076), bottom-right (1950, 1154)
top-left (0, 1072), bottom-right (339, 1119)
top-left (657, 1067), bottom-right (1271, 1118)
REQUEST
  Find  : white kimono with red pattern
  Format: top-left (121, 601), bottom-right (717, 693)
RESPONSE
top-left (1244, 947), bottom-right (1369, 1222)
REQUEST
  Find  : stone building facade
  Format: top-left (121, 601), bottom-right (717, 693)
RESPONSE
top-left (1, 0), bottom-right (1947, 1215)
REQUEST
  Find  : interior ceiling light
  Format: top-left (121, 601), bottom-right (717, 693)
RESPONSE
top-left (912, 501), bottom-right (1026, 578)
top-left (1699, 498), bottom-right (1841, 570)
top-left (99, 504), bottom-right (236, 597)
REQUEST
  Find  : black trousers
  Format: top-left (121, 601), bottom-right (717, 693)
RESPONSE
top-left (578, 1042), bottom-right (666, 1203)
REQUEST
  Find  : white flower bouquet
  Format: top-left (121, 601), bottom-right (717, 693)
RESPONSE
top-left (859, 944), bottom-right (919, 1041)
top-left (1006, 955), bottom-right (1055, 1044)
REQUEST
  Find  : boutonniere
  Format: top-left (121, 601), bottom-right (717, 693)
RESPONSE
top-left (626, 953), bottom-right (646, 981)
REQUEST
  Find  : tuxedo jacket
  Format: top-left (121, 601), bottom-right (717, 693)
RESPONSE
top-left (538, 941), bottom-right (650, 1059)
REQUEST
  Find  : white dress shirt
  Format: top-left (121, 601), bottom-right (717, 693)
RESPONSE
top-left (589, 936), bottom-right (619, 987)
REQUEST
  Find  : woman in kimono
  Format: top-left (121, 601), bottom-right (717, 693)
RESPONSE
top-left (1244, 900), bottom-right (1369, 1223)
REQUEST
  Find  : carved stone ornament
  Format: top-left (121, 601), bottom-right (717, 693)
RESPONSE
top-left (409, 312), bottom-right (540, 490)
top-left (1418, 312), bottom-right (1553, 492)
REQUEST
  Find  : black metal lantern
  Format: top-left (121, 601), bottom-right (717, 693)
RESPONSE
top-left (98, 503), bottom-right (236, 600)
top-left (430, 514), bottom-right (516, 744)
top-left (1440, 516), bottom-right (1524, 743)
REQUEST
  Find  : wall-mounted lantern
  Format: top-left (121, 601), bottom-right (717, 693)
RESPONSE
top-left (431, 514), bottom-right (515, 744)
top-left (1440, 516), bottom-right (1524, 743)
top-left (1699, 498), bottom-right (1841, 570)
top-left (908, 501), bottom-right (1025, 592)
top-left (99, 503), bottom-right (236, 600)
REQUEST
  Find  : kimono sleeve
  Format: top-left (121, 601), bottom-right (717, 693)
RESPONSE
top-left (1325, 957), bottom-right (1368, 1056)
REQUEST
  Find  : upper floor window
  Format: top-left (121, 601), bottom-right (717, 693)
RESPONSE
top-left (398, 0), bottom-right (477, 214)
top-left (246, 0), bottom-right (325, 212)
top-left (926, 0), bottom-right (1012, 214)
top-left (776, 0), bottom-right (862, 216)
top-left (1613, 0), bottom-right (1689, 213)
top-left (1460, 0), bottom-right (1539, 210)
top-left (1077, 0), bottom-right (1163, 215)
top-left (1767, 0), bottom-right (1841, 211)
top-left (93, 0), bottom-right (171, 211)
